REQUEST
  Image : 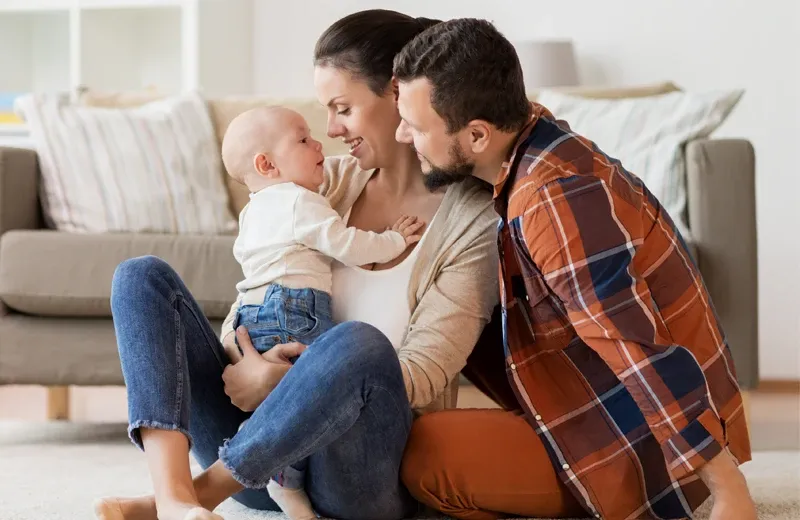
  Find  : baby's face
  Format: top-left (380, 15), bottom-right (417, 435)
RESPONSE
top-left (269, 112), bottom-right (326, 191)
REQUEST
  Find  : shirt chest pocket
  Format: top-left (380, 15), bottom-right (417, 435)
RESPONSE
top-left (520, 274), bottom-right (572, 345)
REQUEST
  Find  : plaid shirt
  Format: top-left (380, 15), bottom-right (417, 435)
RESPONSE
top-left (492, 103), bottom-right (751, 520)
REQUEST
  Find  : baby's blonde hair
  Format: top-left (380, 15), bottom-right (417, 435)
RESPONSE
top-left (221, 106), bottom-right (296, 184)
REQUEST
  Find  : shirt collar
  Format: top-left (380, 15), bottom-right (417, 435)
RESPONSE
top-left (492, 102), bottom-right (546, 199)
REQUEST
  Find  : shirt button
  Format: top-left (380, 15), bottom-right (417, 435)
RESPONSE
top-left (562, 463), bottom-right (570, 470)
top-left (595, 514), bottom-right (601, 519)
top-left (534, 414), bottom-right (542, 421)
top-left (510, 363), bottom-right (516, 370)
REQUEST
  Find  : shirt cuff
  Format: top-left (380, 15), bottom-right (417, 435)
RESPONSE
top-left (661, 407), bottom-right (725, 480)
top-left (388, 230), bottom-right (406, 252)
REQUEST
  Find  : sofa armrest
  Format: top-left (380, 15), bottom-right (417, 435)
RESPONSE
top-left (0, 147), bottom-right (41, 235)
top-left (686, 139), bottom-right (758, 389)
top-left (0, 147), bottom-right (42, 316)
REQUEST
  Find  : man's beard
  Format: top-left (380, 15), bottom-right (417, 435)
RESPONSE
top-left (419, 142), bottom-right (475, 192)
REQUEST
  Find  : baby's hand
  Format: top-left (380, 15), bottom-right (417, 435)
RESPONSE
top-left (391, 215), bottom-right (425, 246)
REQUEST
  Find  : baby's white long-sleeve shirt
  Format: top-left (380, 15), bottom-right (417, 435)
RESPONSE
top-left (233, 182), bottom-right (406, 294)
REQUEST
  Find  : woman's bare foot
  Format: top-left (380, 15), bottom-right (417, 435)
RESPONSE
top-left (93, 497), bottom-right (224, 520)
top-left (93, 496), bottom-right (157, 520)
top-left (181, 507), bottom-right (225, 520)
top-left (156, 501), bottom-right (225, 520)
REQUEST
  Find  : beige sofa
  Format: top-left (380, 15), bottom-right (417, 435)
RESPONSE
top-left (0, 83), bottom-right (759, 419)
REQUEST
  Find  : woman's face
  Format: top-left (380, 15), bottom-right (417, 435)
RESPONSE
top-left (314, 65), bottom-right (404, 171)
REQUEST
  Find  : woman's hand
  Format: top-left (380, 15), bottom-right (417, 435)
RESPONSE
top-left (221, 331), bottom-right (239, 363)
top-left (222, 326), bottom-right (307, 412)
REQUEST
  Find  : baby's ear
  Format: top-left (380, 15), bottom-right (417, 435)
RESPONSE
top-left (253, 153), bottom-right (279, 178)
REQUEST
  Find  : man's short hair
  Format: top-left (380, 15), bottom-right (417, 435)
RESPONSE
top-left (393, 18), bottom-right (531, 134)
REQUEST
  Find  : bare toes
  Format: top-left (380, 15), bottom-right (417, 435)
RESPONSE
top-left (93, 496), bottom-right (157, 520)
top-left (183, 508), bottom-right (224, 520)
top-left (94, 498), bottom-right (124, 520)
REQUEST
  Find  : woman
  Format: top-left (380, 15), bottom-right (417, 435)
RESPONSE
top-left (94, 9), bottom-right (498, 520)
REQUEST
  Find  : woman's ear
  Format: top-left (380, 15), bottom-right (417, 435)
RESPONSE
top-left (467, 121), bottom-right (492, 154)
top-left (254, 153), bottom-right (279, 178)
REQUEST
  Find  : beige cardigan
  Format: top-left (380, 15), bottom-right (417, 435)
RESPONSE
top-left (221, 155), bottom-right (500, 412)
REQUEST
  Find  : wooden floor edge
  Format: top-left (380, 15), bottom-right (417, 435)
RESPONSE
top-left (756, 379), bottom-right (800, 393)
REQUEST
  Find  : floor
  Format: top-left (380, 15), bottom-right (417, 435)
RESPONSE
top-left (1, 421), bottom-right (796, 520)
top-left (0, 384), bottom-right (797, 520)
top-left (0, 383), bottom-right (798, 450)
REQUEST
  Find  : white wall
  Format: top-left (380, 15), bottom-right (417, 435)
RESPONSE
top-left (0, 12), bottom-right (71, 93)
top-left (253, 0), bottom-right (800, 380)
top-left (0, 15), bottom-right (33, 92)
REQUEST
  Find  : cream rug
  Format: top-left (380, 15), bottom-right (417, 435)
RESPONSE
top-left (1, 421), bottom-right (798, 520)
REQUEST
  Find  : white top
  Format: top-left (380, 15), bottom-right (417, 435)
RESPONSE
top-left (233, 182), bottom-right (406, 295)
top-left (331, 209), bottom-right (437, 349)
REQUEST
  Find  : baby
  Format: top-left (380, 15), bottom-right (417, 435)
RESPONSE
top-left (220, 106), bottom-right (422, 520)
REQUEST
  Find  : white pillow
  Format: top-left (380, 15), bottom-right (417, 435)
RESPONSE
top-left (534, 89), bottom-right (743, 237)
top-left (15, 91), bottom-right (237, 234)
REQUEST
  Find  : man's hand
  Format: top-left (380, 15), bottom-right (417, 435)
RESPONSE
top-left (221, 326), bottom-right (307, 412)
top-left (699, 450), bottom-right (757, 520)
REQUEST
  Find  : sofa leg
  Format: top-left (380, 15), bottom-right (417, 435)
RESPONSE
top-left (46, 386), bottom-right (70, 421)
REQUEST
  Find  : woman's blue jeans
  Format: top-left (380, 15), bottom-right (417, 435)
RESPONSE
top-left (111, 255), bottom-right (418, 520)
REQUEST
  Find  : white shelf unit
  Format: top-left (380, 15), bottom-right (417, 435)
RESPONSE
top-left (0, 9), bottom-right (71, 93)
top-left (0, 0), bottom-right (254, 148)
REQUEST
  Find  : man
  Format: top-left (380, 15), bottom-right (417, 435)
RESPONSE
top-left (394, 18), bottom-right (756, 520)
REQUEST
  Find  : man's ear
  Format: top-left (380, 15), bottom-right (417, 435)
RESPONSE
top-left (466, 120), bottom-right (492, 154)
top-left (253, 153), bottom-right (279, 178)
top-left (390, 77), bottom-right (399, 103)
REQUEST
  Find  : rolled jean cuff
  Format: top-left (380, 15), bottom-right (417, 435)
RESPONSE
top-left (128, 420), bottom-right (193, 452)
top-left (218, 439), bottom-right (273, 490)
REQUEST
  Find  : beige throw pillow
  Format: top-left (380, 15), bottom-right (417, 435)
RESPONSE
top-left (527, 81), bottom-right (680, 101)
top-left (535, 88), bottom-right (744, 237)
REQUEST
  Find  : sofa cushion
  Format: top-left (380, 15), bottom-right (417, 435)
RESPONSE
top-left (0, 314), bottom-right (224, 385)
top-left (0, 230), bottom-right (240, 318)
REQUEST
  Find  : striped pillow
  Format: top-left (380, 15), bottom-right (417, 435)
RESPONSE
top-left (15, 92), bottom-right (237, 234)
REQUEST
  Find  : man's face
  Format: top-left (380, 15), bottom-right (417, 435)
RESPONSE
top-left (395, 78), bottom-right (475, 191)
